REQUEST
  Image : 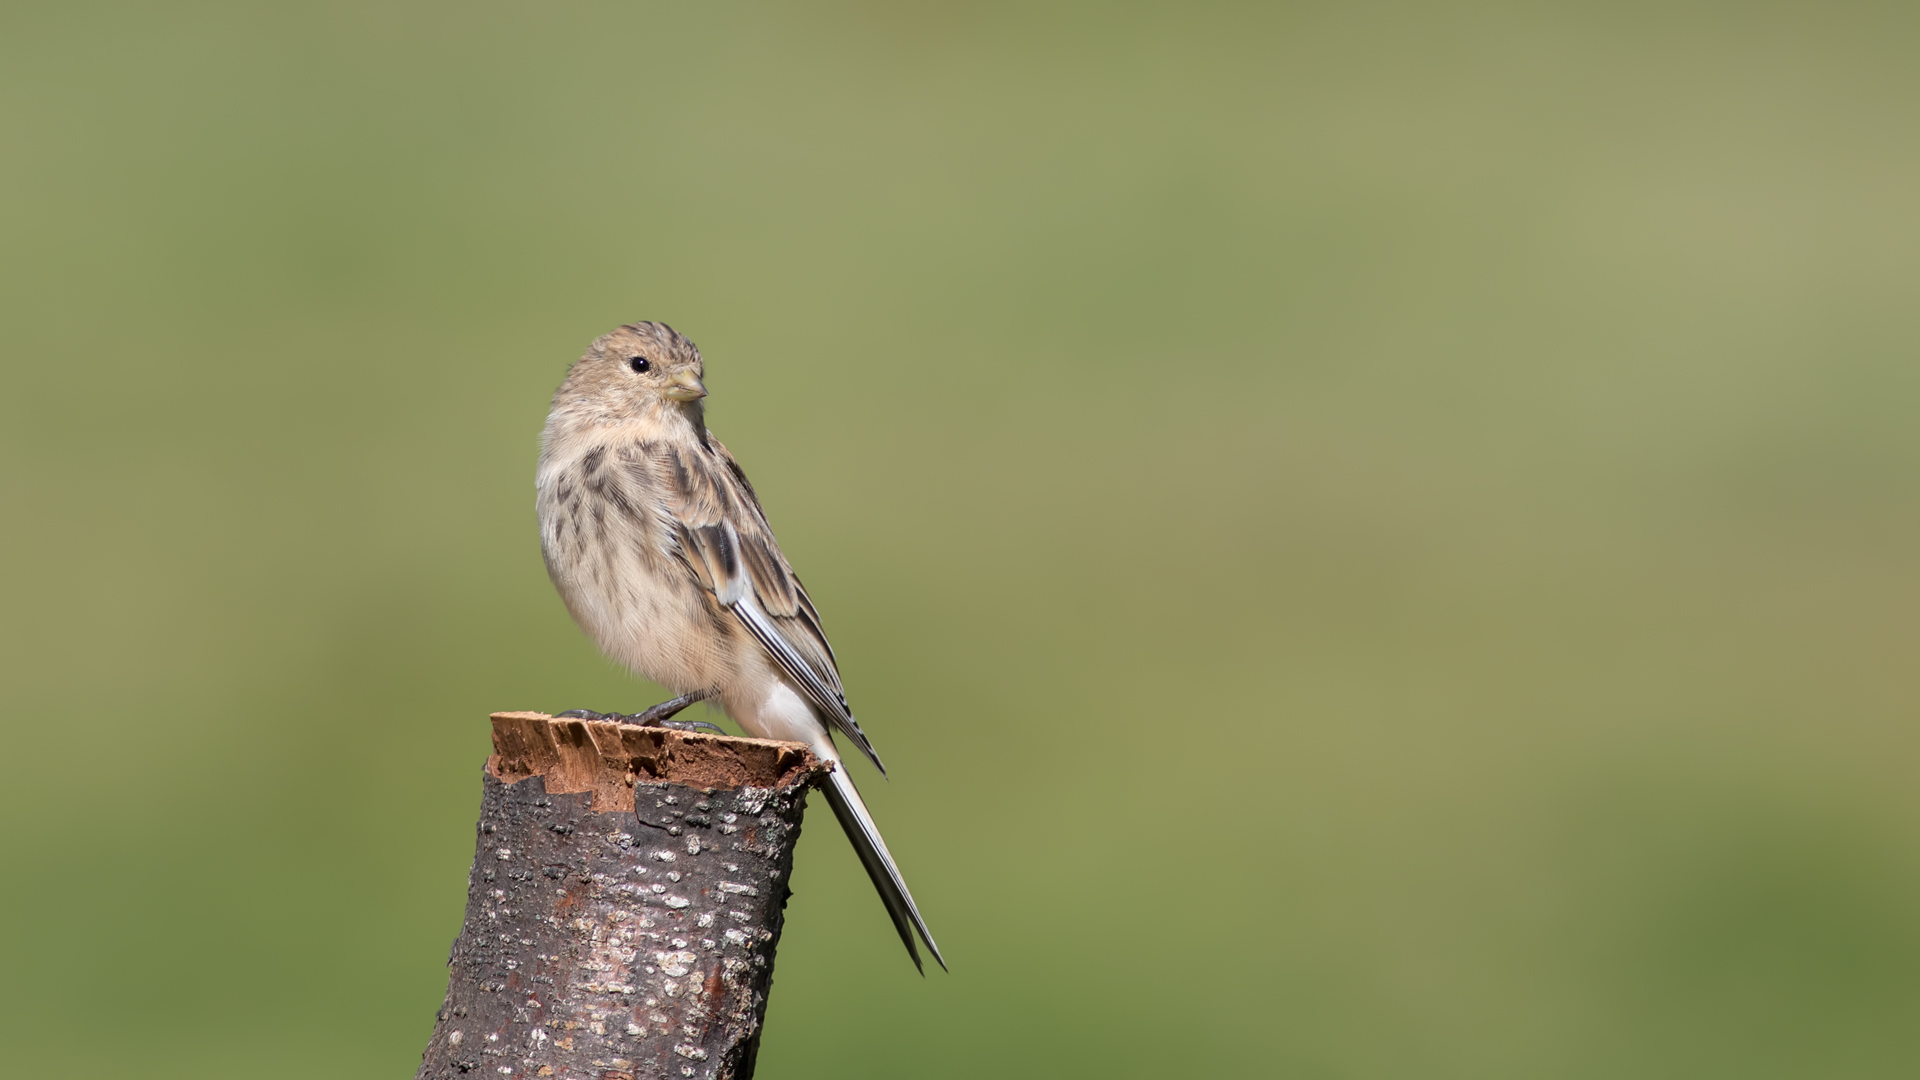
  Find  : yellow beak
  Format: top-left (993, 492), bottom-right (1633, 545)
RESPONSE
top-left (664, 374), bottom-right (708, 402)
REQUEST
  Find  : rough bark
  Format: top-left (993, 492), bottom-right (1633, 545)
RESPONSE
top-left (417, 712), bottom-right (830, 1080)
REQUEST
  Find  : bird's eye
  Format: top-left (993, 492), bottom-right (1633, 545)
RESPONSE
top-left (628, 356), bottom-right (652, 373)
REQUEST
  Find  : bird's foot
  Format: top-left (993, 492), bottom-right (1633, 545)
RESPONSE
top-left (628, 691), bottom-right (726, 733)
top-left (555, 693), bottom-right (725, 734)
top-left (652, 718), bottom-right (728, 733)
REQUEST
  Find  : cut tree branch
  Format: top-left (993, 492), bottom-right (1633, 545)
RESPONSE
top-left (416, 712), bottom-right (830, 1080)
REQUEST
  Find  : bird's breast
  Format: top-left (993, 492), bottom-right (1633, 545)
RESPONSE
top-left (535, 434), bottom-right (743, 694)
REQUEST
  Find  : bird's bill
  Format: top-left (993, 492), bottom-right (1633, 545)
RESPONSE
top-left (664, 374), bottom-right (708, 401)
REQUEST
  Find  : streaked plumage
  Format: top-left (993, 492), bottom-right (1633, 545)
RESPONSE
top-left (536, 321), bottom-right (942, 971)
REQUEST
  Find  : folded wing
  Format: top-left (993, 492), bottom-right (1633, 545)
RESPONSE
top-left (622, 436), bottom-right (886, 775)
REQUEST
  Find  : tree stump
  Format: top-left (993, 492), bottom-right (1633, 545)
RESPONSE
top-left (417, 712), bottom-right (831, 1080)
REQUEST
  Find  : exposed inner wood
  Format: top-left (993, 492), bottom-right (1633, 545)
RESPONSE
top-left (487, 711), bottom-right (824, 812)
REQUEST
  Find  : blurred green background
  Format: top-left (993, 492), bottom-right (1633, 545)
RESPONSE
top-left (3, 2), bottom-right (1918, 1076)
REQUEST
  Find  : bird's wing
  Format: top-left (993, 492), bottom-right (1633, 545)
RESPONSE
top-left (621, 435), bottom-right (886, 775)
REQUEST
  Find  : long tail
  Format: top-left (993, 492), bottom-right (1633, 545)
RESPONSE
top-left (819, 764), bottom-right (946, 973)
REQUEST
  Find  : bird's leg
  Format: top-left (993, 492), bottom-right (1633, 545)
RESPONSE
top-left (625, 690), bottom-right (726, 733)
top-left (555, 691), bottom-right (724, 733)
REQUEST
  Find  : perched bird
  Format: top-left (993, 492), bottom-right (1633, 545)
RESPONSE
top-left (535, 321), bottom-right (943, 972)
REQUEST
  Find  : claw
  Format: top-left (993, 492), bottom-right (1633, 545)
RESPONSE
top-left (654, 718), bottom-right (727, 734)
top-left (554, 709), bottom-right (610, 721)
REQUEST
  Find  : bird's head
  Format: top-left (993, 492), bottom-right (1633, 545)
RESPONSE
top-left (552, 321), bottom-right (708, 428)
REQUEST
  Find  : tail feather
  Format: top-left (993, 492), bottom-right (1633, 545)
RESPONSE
top-left (820, 764), bottom-right (946, 973)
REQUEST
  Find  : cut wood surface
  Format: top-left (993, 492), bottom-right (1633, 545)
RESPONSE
top-left (417, 712), bottom-right (831, 1080)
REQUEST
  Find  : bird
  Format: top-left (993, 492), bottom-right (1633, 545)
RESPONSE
top-left (534, 321), bottom-right (943, 973)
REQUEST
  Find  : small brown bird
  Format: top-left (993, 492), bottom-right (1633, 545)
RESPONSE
top-left (535, 321), bottom-right (943, 971)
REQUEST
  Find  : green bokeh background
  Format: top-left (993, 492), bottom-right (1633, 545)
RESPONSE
top-left (4, 3), bottom-right (1918, 1076)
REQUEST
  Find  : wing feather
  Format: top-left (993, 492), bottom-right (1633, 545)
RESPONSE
top-left (622, 436), bottom-right (885, 774)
